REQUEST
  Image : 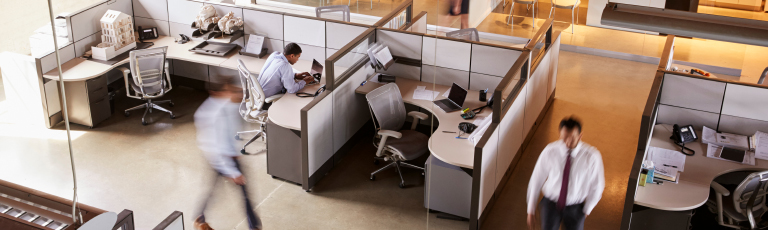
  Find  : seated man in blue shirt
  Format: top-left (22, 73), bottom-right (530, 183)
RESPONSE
top-left (257, 43), bottom-right (313, 103)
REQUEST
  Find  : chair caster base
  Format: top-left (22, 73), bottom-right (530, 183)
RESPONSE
top-left (124, 111), bottom-right (130, 117)
top-left (399, 182), bottom-right (405, 188)
top-left (370, 175), bottom-right (376, 181)
top-left (240, 149), bottom-right (248, 155)
top-left (141, 120), bottom-right (148, 126)
top-left (305, 189), bottom-right (312, 192)
top-left (170, 114), bottom-right (176, 119)
top-left (373, 159), bottom-right (379, 165)
top-left (271, 175), bottom-right (277, 179)
top-left (169, 102), bottom-right (175, 107)
top-left (235, 135), bottom-right (242, 140)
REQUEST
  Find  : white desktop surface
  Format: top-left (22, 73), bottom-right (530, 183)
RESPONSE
top-left (634, 124), bottom-right (768, 211)
top-left (355, 77), bottom-right (491, 169)
top-left (267, 82), bottom-right (324, 131)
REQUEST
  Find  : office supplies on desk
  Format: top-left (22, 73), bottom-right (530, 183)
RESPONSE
top-left (433, 83), bottom-right (467, 113)
top-left (639, 169), bottom-right (648, 186)
top-left (754, 131), bottom-right (768, 160)
top-left (138, 26), bottom-right (158, 42)
top-left (460, 110), bottom-right (476, 119)
top-left (647, 146), bottom-right (686, 172)
top-left (671, 124), bottom-right (697, 156)
top-left (479, 88), bottom-right (488, 102)
top-left (706, 143), bottom-right (755, 165)
top-left (189, 41), bottom-right (238, 56)
top-left (413, 87), bottom-right (439, 101)
top-left (643, 160), bottom-right (655, 184)
top-left (468, 113), bottom-right (493, 145)
top-left (297, 85), bottom-right (326, 98)
top-left (243, 34), bottom-right (266, 57)
top-left (715, 132), bottom-right (750, 150)
top-left (378, 74), bottom-right (395, 83)
top-left (720, 147), bottom-right (746, 163)
top-left (702, 126), bottom-right (717, 145)
top-left (442, 131), bottom-right (457, 133)
top-left (177, 34), bottom-right (190, 44)
top-left (654, 168), bottom-right (679, 183)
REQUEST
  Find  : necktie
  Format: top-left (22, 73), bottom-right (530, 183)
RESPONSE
top-left (557, 149), bottom-right (573, 211)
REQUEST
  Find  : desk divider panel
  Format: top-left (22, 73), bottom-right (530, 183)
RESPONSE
top-left (721, 84), bottom-right (768, 122)
top-left (301, 91), bottom-right (335, 191)
top-left (659, 73), bottom-right (726, 114)
top-left (69, 0), bottom-right (134, 42)
top-left (471, 19), bottom-right (558, 229)
top-left (284, 16), bottom-right (326, 48)
top-left (167, 0), bottom-right (202, 24)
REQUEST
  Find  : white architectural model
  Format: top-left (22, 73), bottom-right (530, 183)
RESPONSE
top-left (92, 10), bottom-right (136, 61)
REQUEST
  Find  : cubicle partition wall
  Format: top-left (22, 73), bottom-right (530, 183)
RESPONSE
top-left (470, 19), bottom-right (560, 229)
top-left (621, 34), bottom-right (768, 229)
top-left (402, 11), bottom-right (428, 34)
top-left (299, 28), bottom-right (375, 191)
top-left (372, 0), bottom-right (413, 29)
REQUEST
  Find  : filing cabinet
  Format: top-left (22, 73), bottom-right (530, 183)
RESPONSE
top-left (62, 74), bottom-right (111, 128)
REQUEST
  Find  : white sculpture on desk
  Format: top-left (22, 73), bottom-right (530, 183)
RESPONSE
top-left (218, 12), bottom-right (243, 35)
top-left (194, 4), bottom-right (219, 31)
top-left (91, 10), bottom-right (136, 61)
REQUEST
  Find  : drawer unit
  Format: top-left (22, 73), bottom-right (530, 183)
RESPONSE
top-left (62, 74), bottom-right (112, 128)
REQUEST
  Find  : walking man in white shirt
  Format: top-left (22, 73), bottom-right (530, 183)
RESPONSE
top-left (194, 77), bottom-right (262, 230)
top-left (527, 117), bottom-right (605, 230)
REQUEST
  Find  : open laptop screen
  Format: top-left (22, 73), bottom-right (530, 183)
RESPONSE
top-left (448, 83), bottom-right (467, 107)
top-left (311, 59), bottom-right (323, 82)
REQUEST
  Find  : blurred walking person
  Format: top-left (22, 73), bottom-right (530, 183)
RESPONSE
top-left (449, 0), bottom-right (470, 29)
top-left (194, 77), bottom-right (262, 230)
top-left (527, 117), bottom-right (604, 230)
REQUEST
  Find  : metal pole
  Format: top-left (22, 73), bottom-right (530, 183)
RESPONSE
top-left (45, 0), bottom-right (79, 224)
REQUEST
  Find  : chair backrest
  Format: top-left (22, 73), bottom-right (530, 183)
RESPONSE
top-left (732, 171), bottom-right (768, 215)
top-left (129, 47), bottom-right (168, 95)
top-left (365, 83), bottom-right (406, 132)
top-left (446, 28), bottom-right (480, 42)
top-left (315, 5), bottom-right (351, 22)
top-left (237, 59), bottom-right (267, 118)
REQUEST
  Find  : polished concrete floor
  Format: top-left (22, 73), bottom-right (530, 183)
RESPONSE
top-left (480, 51), bottom-right (658, 229)
top-left (0, 50), bottom-right (657, 229)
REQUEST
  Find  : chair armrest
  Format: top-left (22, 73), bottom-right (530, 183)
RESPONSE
top-left (407, 111), bottom-right (428, 120)
top-left (265, 94), bottom-right (283, 103)
top-left (407, 111), bottom-right (428, 130)
top-left (117, 67), bottom-right (134, 97)
top-left (378, 130), bottom-right (402, 139)
top-left (711, 181), bottom-right (731, 196)
top-left (375, 130), bottom-right (402, 158)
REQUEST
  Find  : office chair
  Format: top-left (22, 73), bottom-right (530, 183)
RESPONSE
top-left (708, 170), bottom-right (768, 229)
top-left (507, 0), bottom-right (539, 29)
top-left (758, 67), bottom-right (767, 85)
top-left (315, 5), bottom-right (351, 22)
top-left (547, 0), bottom-right (580, 33)
top-left (118, 46), bottom-right (175, 126)
top-left (365, 83), bottom-right (429, 188)
top-left (235, 59), bottom-right (283, 155)
top-left (446, 28), bottom-right (480, 42)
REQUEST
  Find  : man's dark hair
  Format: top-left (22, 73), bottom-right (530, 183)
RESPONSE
top-left (559, 116), bottom-right (582, 133)
top-left (284, 43), bottom-right (302, 56)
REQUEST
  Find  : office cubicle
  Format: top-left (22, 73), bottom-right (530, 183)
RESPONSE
top-left (621, 35), bottom-right (768, 230)
top-left (470, 19), bottom-right (561, 229)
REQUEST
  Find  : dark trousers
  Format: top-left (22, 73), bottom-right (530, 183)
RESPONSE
top-left (539, 198), bottom-right (585, 230)
top-left (199, 158), bottom-right (261, 229)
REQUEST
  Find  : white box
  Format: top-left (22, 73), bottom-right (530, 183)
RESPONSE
top-left (91, 42), bottom-right (136, 61)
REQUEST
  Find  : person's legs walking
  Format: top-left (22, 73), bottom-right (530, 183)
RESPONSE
top-left (234, 158), bottom-right (262, 229)
top-left (539, 198), bottom-right (562, 230)
top-left (562, 203), bottom-right (586, 230)
top-left (196, 173), bottom-right (222, 229)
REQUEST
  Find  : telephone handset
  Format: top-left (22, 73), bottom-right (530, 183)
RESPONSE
top-left (670, 124), bottom-right (697, 156)
top-left (297, 85), bottom-right (326, 98)
top-left (471, 93), bottom-right (494, 114)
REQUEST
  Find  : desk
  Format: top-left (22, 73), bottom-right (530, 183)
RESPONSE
top-left (355, 77), bottom-right (490, 169)
top-left (267, 84), bottom-right (323, 131)
top-left (635, 124), bottom-right (768, 211)
top-left (41, 35), bottom-right (317, 127)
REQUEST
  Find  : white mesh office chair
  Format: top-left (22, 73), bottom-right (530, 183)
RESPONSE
top-left (446, 28), bottom-right (480, 42)
top-left (315, 5), bottom-right (351, 22)
top-left (507, 0), bottom-right (540, 29)
top-left (548, 0), bottom-right (580, 33)
top-left (118, 46), bottom-right (174, 126)
top-left (235, 59), bottom-right (283, 155)
top-left (365, 83), bottom-right (429, 188)
top-left (708, 171), bottom-right (768, 229)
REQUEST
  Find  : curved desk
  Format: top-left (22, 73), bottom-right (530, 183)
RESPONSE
top-left (267, 83), bottom-right (324, 131)
top-left (355, 77), bottom-right (491, 169)
top-left (635, 124), bottom-right (768, 211)
top-left (43, 36), bottom-right (314, 82)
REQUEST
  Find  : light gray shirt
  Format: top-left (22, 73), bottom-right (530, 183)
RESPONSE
top-left (257, 52), bottom-right (306, 98)
top-left (194, 97), bottom-right (242, 178)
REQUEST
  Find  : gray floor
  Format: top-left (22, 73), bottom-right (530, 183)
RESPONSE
top-left (0, 83), bottom-right (466, 229)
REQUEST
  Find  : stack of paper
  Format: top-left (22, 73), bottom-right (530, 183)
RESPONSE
top-left (754, 131), bottom-right (768, 160)
top-left (413, 86), bottom-right (439, 101)
top-left (706, 143), bottom-right (756, 165)
top-left (648, 147), bottom-right (686, 183)
top-left (716, 133), bottom-right (750, 150)
top-left (702, 126), bottom-right (718, 145)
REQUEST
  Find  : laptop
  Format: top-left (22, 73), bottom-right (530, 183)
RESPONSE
top-left (433, 83), bottom-right (467, 113)
top-left (308, 59), bottom-right (323, 85)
